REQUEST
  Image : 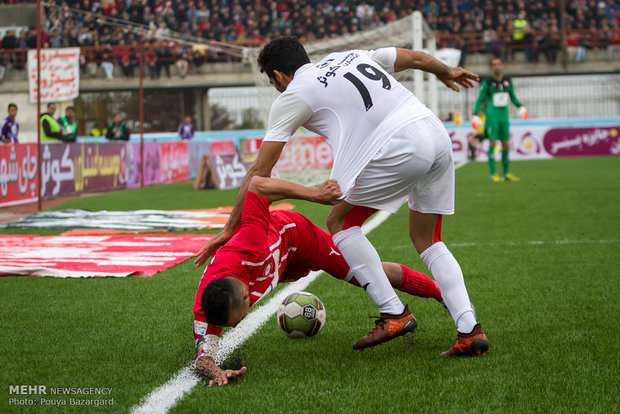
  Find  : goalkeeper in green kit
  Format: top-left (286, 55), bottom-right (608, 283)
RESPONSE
top-left (473, 57), bottom-right (527, 182)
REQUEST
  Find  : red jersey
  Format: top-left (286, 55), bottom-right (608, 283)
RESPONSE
top-left (193, 191), bottom-right (350, 339)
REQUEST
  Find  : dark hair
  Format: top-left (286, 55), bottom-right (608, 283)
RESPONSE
top-left (8, 103), bottom-right (17, 111)
top-left (66, 106), bottom-right (75, 111)
top-left (47, 102), bottom-right (56, 109)
top-left (490, 57), bottom-right (503, 65)
top-left (257, 36), bottom-right (310, 78)
top-left (201, 278), bottom-right (242, 326)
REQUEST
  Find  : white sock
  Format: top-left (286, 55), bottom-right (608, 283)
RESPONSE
top-left (420, 242), bottom-right (477, 333)
top-left (333, 227), bottom-right (404, 315)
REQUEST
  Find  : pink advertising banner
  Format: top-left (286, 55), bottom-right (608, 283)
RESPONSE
top-left (188, 141), bottom-right (211, 179)
top-left (126, 142), bottom-right (161, 188)
top-left (278, 135), bottom-right (334, 170)
top-left (542, 126), bottom-right (620, 157)
top-left (241, 135), bottom-right (334, 172)
top-left (448, 125), bottom-right (620, 162)
top-left (160, 141), bottom-right (189, 183)
top-left (209, 139), bottom-right (236, 155)
top-left (0, 144), bottom-right (38, 207)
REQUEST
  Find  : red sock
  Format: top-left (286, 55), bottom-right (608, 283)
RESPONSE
top-left (398, 264), bottom-right (443, 303)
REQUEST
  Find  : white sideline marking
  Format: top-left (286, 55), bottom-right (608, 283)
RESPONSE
top-left (131, 211), bottom-right (391, 414)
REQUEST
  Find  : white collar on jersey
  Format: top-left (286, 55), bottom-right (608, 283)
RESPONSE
top-left (295, 63), bottom-right (313, 76)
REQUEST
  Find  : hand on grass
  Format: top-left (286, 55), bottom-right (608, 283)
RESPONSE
top-left (195, 356), bottom-right (247, 387)
top-left (208, 367), bottom-right (247, 387)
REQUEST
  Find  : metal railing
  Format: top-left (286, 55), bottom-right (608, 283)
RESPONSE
top-left (0, 27), bottom-right (618, 77)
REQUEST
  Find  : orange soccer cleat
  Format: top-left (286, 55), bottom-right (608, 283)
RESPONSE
top-left (352, 305), bottom-right (417, 350)
top-left (441, 324), bottom-right (489, 357)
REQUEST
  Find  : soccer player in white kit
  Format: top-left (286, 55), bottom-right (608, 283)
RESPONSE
top-left (196, 37), bottom-right (489, 356)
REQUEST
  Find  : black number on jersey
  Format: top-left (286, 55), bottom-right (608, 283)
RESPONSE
top-left (344, 63), bottom-right (392, 111)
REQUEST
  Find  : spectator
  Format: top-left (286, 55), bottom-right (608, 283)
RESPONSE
top-left (607, 26), bottom-right (620, 60)
top-left (192, 44), bottom-right (206, 68)
top-left (49, 28), bottom-right (64, 48)
top-left (482, 27), bottom-right (503, 57)
top-left (1, 30), bottom-right (18, 49)
top-left (177, 115), bottom-right (195, 140)
top-left (58, 106), bottom-right (78, 142)
top-left (567, 31), bottom-right (587, 62)
top-left (155, 21), bottom-right (171, 39)
top-left (115, 39), bottom-right (135, 78)
top-left (106, 113), bottom-right (130, 141)
top-left (355, 1), bottom-right (375, 26)
top-left (1, 103), bottom-right (19, 144)
top-left (537, 22), bottom-right (561, 65)
top-left (99, 45), bottom-right (115, 80)
top-left (174, 43), bottom-right (189, 78)
top-left (77, 26), bottom-right (94, 46)
top-left (155, 40), bottom-right (172, 78)
top-left (66, 28), bottom-right (80, 47)
top-left (17, 29), bottom-right (28, 50)
top-left (1, 30), bottom-right (18, 71)
top-left (90, 123), bottom-right (107, 137)
top-left (145, 41), bottom-right (158, 79)
top-left (40, 103), bottom-right (68, 142)
top-left (511, 12), bottom-right (535, 64)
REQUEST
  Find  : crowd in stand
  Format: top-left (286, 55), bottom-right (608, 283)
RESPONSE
top-left (0, 0), bottom-right (619, 79)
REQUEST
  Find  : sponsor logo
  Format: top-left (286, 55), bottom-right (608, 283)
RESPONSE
top-left (515, 132), bottom-right (541, 155)
top-left (317, 59), bottom-right (334, 69)
top-left (194, 321), bottom-right (208, 336)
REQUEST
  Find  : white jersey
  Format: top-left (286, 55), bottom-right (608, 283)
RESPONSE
top-left (263, 47), bottom-right (433, 195)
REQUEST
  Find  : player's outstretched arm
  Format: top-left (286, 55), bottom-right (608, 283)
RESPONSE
top-left (195, 355), bottom-right (247, 387)
top-left (249, 176), bottom-right (342, 204)
top-left (194, 141), bottom-right (286, 266)
top-left (392, 48), bottom-right (479, 92)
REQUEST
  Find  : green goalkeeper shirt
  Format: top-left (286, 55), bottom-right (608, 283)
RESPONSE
top-left (473, 76), bottom-right (522, 120)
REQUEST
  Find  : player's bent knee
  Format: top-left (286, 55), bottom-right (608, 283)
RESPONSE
top-left (326, 211), bottom-right (344, 235)
top-left (342, 206), bottom-right (378, 230)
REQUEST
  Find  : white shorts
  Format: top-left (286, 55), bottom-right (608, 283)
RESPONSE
top-left (345, 115), bottom-right (455, 214)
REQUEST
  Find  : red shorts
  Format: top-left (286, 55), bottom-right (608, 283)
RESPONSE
top-left (193, 209), bottom-right (350, 339)
top-left (271, 210), bottom-right (350, 282)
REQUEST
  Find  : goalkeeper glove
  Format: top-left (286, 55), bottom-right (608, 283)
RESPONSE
top-left (471, 115), bottom-right (482, 130)
top-left (518, 106), bottom-right (528, 119)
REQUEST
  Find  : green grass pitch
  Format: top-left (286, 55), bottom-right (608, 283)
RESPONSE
top-left (1, 156), bottom-right (619, 413)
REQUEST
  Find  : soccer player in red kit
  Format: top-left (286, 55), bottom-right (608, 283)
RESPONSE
top-left (193, 176), bottom-right (443, 386)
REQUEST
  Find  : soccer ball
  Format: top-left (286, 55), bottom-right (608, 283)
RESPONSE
top-left (277, 292), bottom-right (326, 338)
